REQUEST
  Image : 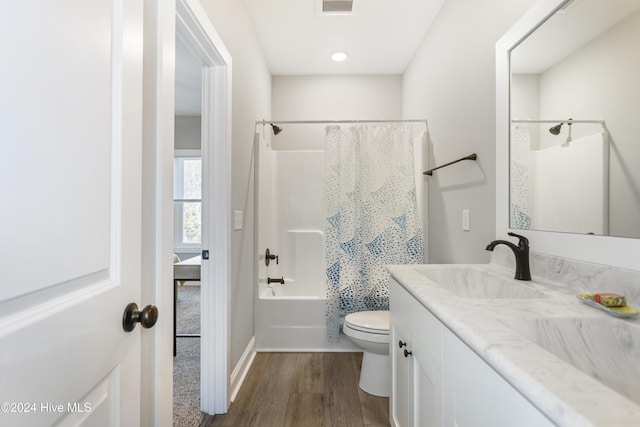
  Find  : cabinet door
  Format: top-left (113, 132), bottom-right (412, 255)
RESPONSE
top-left (414, 353), bottom-right (443, 427)
top-left (392, 326), bottom-right (444, 427)
top-left (443, 329), bottom-right (554, 427)
top-left (391, 323), bottom-right (412, 427)
top-left (390, 278), bottom-right (444, 427)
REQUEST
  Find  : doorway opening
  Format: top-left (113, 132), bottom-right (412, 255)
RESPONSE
top-left (173, 31), bottom-right (204, 427)
top-left (170, 0), bottom-right (232, 423)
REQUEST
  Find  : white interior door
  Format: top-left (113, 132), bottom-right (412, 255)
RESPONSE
top-left (0, 1), bottom-right (146, 426)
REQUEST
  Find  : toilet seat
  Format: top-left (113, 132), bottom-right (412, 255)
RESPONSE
top-left (344, 311), bottom-right (389, 335)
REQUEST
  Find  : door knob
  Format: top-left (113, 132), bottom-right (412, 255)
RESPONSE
top-left (404, 349), bottom-right (413, 358)
top-left (122, 303), bottom-right (159, 332)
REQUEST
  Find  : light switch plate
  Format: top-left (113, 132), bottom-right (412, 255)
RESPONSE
top-left (462, 209), bottom-right (470, 231)
top-left (234, 210), bottom-right (243, 230)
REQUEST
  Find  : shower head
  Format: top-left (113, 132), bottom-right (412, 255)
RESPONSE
top-left (549, 118), bottom-right (572, 136)
top-left (549, 123), bottom-right (563, 135)
top-left (270, 124), bottom-right (283, 135)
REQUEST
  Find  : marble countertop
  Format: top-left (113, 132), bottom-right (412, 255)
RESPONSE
top-left (387, 263), bottom-right (640, 427)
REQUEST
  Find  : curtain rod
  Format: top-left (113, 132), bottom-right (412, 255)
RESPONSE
top-left (512, 119), bottom-right (609, 133)
top-left (511, 119), bottom-right (604, 124)
top-left (257, 119), bottom-right (428, 125)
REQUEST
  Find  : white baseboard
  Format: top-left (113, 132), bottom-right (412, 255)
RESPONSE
top-left (229, 336), bottom-right (256, 402)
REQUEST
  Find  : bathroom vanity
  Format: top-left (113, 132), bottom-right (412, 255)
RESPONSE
top-left (389, 276), bottom-right (552, 427)
top-left (388, 257), bottom-right (640, 427)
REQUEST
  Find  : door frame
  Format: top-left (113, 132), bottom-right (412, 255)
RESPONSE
top-left (176, 0), bottom-right (232, 415)
top-left (142, 0), bottom-right (232, 422)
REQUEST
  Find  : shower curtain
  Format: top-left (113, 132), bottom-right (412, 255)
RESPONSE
top-left (511, 124), bottom-right (532, 229)
top-left (324, 123), bottom-right (424, 341)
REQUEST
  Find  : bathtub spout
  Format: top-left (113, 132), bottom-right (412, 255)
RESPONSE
top-left (267, 277), bottom-right (285, 284)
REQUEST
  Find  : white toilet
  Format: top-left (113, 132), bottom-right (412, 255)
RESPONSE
top-left (343, 310), bottom-right (390, 397)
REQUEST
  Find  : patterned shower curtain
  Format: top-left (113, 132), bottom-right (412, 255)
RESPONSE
top-left (511, 124), bottom-right (532, 229)
top-left (324, 123), bottom-right (424, 341)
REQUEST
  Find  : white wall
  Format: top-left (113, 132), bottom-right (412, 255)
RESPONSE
top-left (403, 0), bottom-right (537, 264)
top-left (199, 0), bottom-right (271, 374)
top-left (511, 74), bottom-right (541, 148)
top-left (271, 75), bottom-right (404, 150)
top-left (272, 75), bottom-right (402, 118)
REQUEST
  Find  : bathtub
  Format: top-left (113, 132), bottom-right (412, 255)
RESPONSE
top-left (255, 280), bottom-right (357, 351)
top-left (255, 229), bottom-right (357, 351)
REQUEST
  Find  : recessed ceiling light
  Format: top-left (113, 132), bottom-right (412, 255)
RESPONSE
top-left (331, 52), bottom-right (348, 62)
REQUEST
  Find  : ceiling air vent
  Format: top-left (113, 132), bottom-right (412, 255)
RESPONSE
top-left (322, 0), bottom-right (353, 13)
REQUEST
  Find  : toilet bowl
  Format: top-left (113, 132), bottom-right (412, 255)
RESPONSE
top-left (343, 310), bottom-right (390, 397)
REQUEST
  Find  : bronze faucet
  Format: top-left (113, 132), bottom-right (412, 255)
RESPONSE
top-left (485, 232), bottom-right (531, 281)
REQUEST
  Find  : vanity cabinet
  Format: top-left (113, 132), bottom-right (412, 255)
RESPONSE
top-left (389, 278), bottom-right (554, 427)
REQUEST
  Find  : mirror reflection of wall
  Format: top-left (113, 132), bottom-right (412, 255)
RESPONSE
top-left (510, 0), bottom-right (640, 238)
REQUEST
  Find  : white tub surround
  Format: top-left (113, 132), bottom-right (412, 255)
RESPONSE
top-left (387, 258), bottom-right (640, 427)
top-left (256, 147), bottom-right (350, 351)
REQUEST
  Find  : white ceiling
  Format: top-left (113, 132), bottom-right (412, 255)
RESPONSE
top-left (244, 0), bottom-right (445, 75)
top-left (175, 0), bottom-right (445, 115)
top-left (511, 0), bottom-right (640, 74)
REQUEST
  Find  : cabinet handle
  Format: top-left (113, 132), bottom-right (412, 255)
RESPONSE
top-left (404, 349), bottom-right (413, 358)
top-left (399, 340), bottom-right (407, 348)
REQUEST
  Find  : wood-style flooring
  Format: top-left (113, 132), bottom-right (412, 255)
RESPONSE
top-left (200, 352), bottom-right (390, 427)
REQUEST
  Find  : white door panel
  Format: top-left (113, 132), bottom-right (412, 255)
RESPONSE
top-left (1, 0), bottom-right (114, 299)
top-left (0, 1), bottom-right (145, 426)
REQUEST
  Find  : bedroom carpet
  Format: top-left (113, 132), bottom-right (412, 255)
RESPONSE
top-left (174, 283), bottom-right (203, 427)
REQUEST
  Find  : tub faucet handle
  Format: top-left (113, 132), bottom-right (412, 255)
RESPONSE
top-left (265, 248), bottom-right (279, 266)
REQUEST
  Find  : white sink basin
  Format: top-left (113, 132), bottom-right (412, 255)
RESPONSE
top-left (501, 317), bottom-right (640, 405)
top-left (417, 267), bottom-right (547, 299)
